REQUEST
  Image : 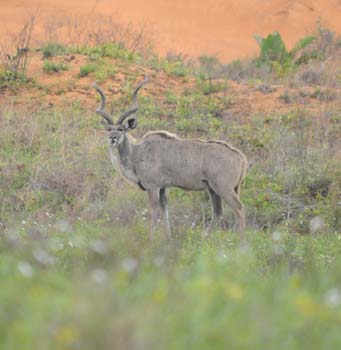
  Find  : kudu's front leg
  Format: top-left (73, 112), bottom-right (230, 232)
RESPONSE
top-left (159, 188), bottom-right (172, 240)
top-left (205, 186), bottom-right (223, 237)
top-left (147, 189), bottom-right (160, 241)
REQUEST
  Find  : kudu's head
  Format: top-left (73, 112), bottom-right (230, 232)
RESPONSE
top-left (92, 77), bottom-right (149, 147)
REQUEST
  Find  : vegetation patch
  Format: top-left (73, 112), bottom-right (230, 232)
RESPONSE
top-left (40, 42), bottom-right (68, 58)
top-left (78, 60), bottom-right (117, 82)
top-left (78, 63), bottom-right (97, 77)
top-left (43, 60), bottom-right (69, 74)
top-left (77, 42), bottom-right (139, 63)
top-left (150, 53), bottom-right (192, 77)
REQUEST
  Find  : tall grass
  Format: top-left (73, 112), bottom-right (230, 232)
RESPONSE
top-left (0, 95), bottom-right (339, 234)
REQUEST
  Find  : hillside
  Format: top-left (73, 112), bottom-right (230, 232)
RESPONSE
top-left (1, 43), bottom-right (340, 118)
top-left (1, 0), bottom-right (341, 60)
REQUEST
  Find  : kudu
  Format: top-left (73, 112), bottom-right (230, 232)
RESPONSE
top-left (93, 78), bottom-right (247, 241)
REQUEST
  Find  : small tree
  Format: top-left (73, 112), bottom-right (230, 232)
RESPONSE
top-left (0, 15), bottom-right (35, 87)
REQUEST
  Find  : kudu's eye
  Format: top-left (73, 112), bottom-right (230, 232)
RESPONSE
top-left (117, 127), bottom-right (123, 132)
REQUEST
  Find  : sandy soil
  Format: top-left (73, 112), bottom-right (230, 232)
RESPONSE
top-left (0, 0), bottom-right (340, 61)
top-left (2, 50), bottom-right (339, 122)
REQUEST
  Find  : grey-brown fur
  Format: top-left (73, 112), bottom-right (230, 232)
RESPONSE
top-left (93, 79), bottom-right (247, 241)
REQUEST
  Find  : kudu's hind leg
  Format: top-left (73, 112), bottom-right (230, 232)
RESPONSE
top-left (205, 186), bottom-right (223, 236)
top-left (147, 189), bottom-right (160, 241)
top-left (159, 188), bottom-right (172, 240)
top-left (223, 191), bottom-right (246, 237)
top-left (209, 182), bottom-right (246, 238)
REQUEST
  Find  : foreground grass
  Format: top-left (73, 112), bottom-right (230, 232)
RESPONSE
top-left (1, 222), bottom-right (341, 349)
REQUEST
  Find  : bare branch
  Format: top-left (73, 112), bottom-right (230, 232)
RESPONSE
top-left (0, 14), bottom-right (35, 84)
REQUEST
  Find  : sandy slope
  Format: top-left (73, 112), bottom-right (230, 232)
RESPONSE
top-left (0, 0), bottom-right (340, 61)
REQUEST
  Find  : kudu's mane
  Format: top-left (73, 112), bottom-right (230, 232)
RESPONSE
top-left (140, 131), bottom-right (244, 157)
top-left (141, 130), bottom-right (179, 140)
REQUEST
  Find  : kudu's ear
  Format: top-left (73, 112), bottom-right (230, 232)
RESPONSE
top-left (125, 118), bottom-right (137, 130)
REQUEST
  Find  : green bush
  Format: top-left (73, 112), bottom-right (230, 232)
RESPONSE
top-left (79, 63), bottom-right (97, 77)
top-left (152, 55), bottom-right (191, 77)
top-left (255, 32), bottom-right (291, 64)
top-left (77, 43), bottom-right (138, 62)
top-left (196, 78), bottom-right (227, 95)
top-left (164, 60), bottom-right (189, 77)
top-left (254, 32), bottom-right (317, 76)
top-left (43, 60), bottom-right (69, 73)
top-left (0, 67), bottom-right (27, 89)
top-left (78, 60), bottom-right (116, 82)
top-left (41, 42), bottom-right (68, 58)
top-left (94, 65), bottom-right (116, 82)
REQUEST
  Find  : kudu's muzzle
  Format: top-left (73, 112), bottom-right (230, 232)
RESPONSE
top-left (110, 135), bottom-right (118, 145)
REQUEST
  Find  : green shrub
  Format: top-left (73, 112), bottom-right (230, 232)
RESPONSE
top-left (254, 32), bottom-right (317, 76)
top-left (255, 32), bottom-right (290, 64)
top-left (155, 55), bottom-right (191, 77)
top-left (43, 60), bottom-right (69, 73)
top-left (94, 65), bottom-right (116, 82)
top-left (196, 78), bottom-right (227, 95)
top-left (78, 61), bottom-right (116, 82)
top-left (164, 60), bottom-right (189, 77)
top-left (41, 42), bottom-right (68, 58)
top-left (0, 66), bottom-right (28, 89)
top-left (164, 90), bottom-right (178, 104)
top-left (77, 43), bottom-right (138, 62)
top-left (79, 63), bottom-right (97, 77)
top-left (197, 55), bottom-right (222, 80)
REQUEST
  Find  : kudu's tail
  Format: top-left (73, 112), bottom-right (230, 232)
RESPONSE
top-left (235, 153), bottom-right (247, 196)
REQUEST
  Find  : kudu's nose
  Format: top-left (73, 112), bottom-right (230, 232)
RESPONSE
top-left (110, 136), bottom-right (117, 144)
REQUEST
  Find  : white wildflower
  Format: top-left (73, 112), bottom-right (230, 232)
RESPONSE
top-left (18, 261), bottom-right (34, 278)
top-left (90, 240), bottom-right (107, 255)
top-left (122, 257), bottom-right (138, 274)
top-left (55, 220), bottom-right (72, 233)
top-left (91, 268), bottom-right (107, 284)
top-left (33, 248), bottom-right (55, 265)
top-left (272, 231), bottom-right (282, 241)
top-left (324, 288), bottom-right (340, 308)
top-left (153, 256), bottom-right (165, 267)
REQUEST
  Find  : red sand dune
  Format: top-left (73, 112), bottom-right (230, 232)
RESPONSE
top-left (0, 0), bottom-right (340, 61)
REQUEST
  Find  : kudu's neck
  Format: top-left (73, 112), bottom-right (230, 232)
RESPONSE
top-left (116, 133), bottom-right (135, 164)
top-left (109, 133), bottom-right (139, 186)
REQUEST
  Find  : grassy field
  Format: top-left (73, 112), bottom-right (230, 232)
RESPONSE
top-left (1, 225), bottom-right (341, 349)
top-left (0, 25), bottom-right (340, 349)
